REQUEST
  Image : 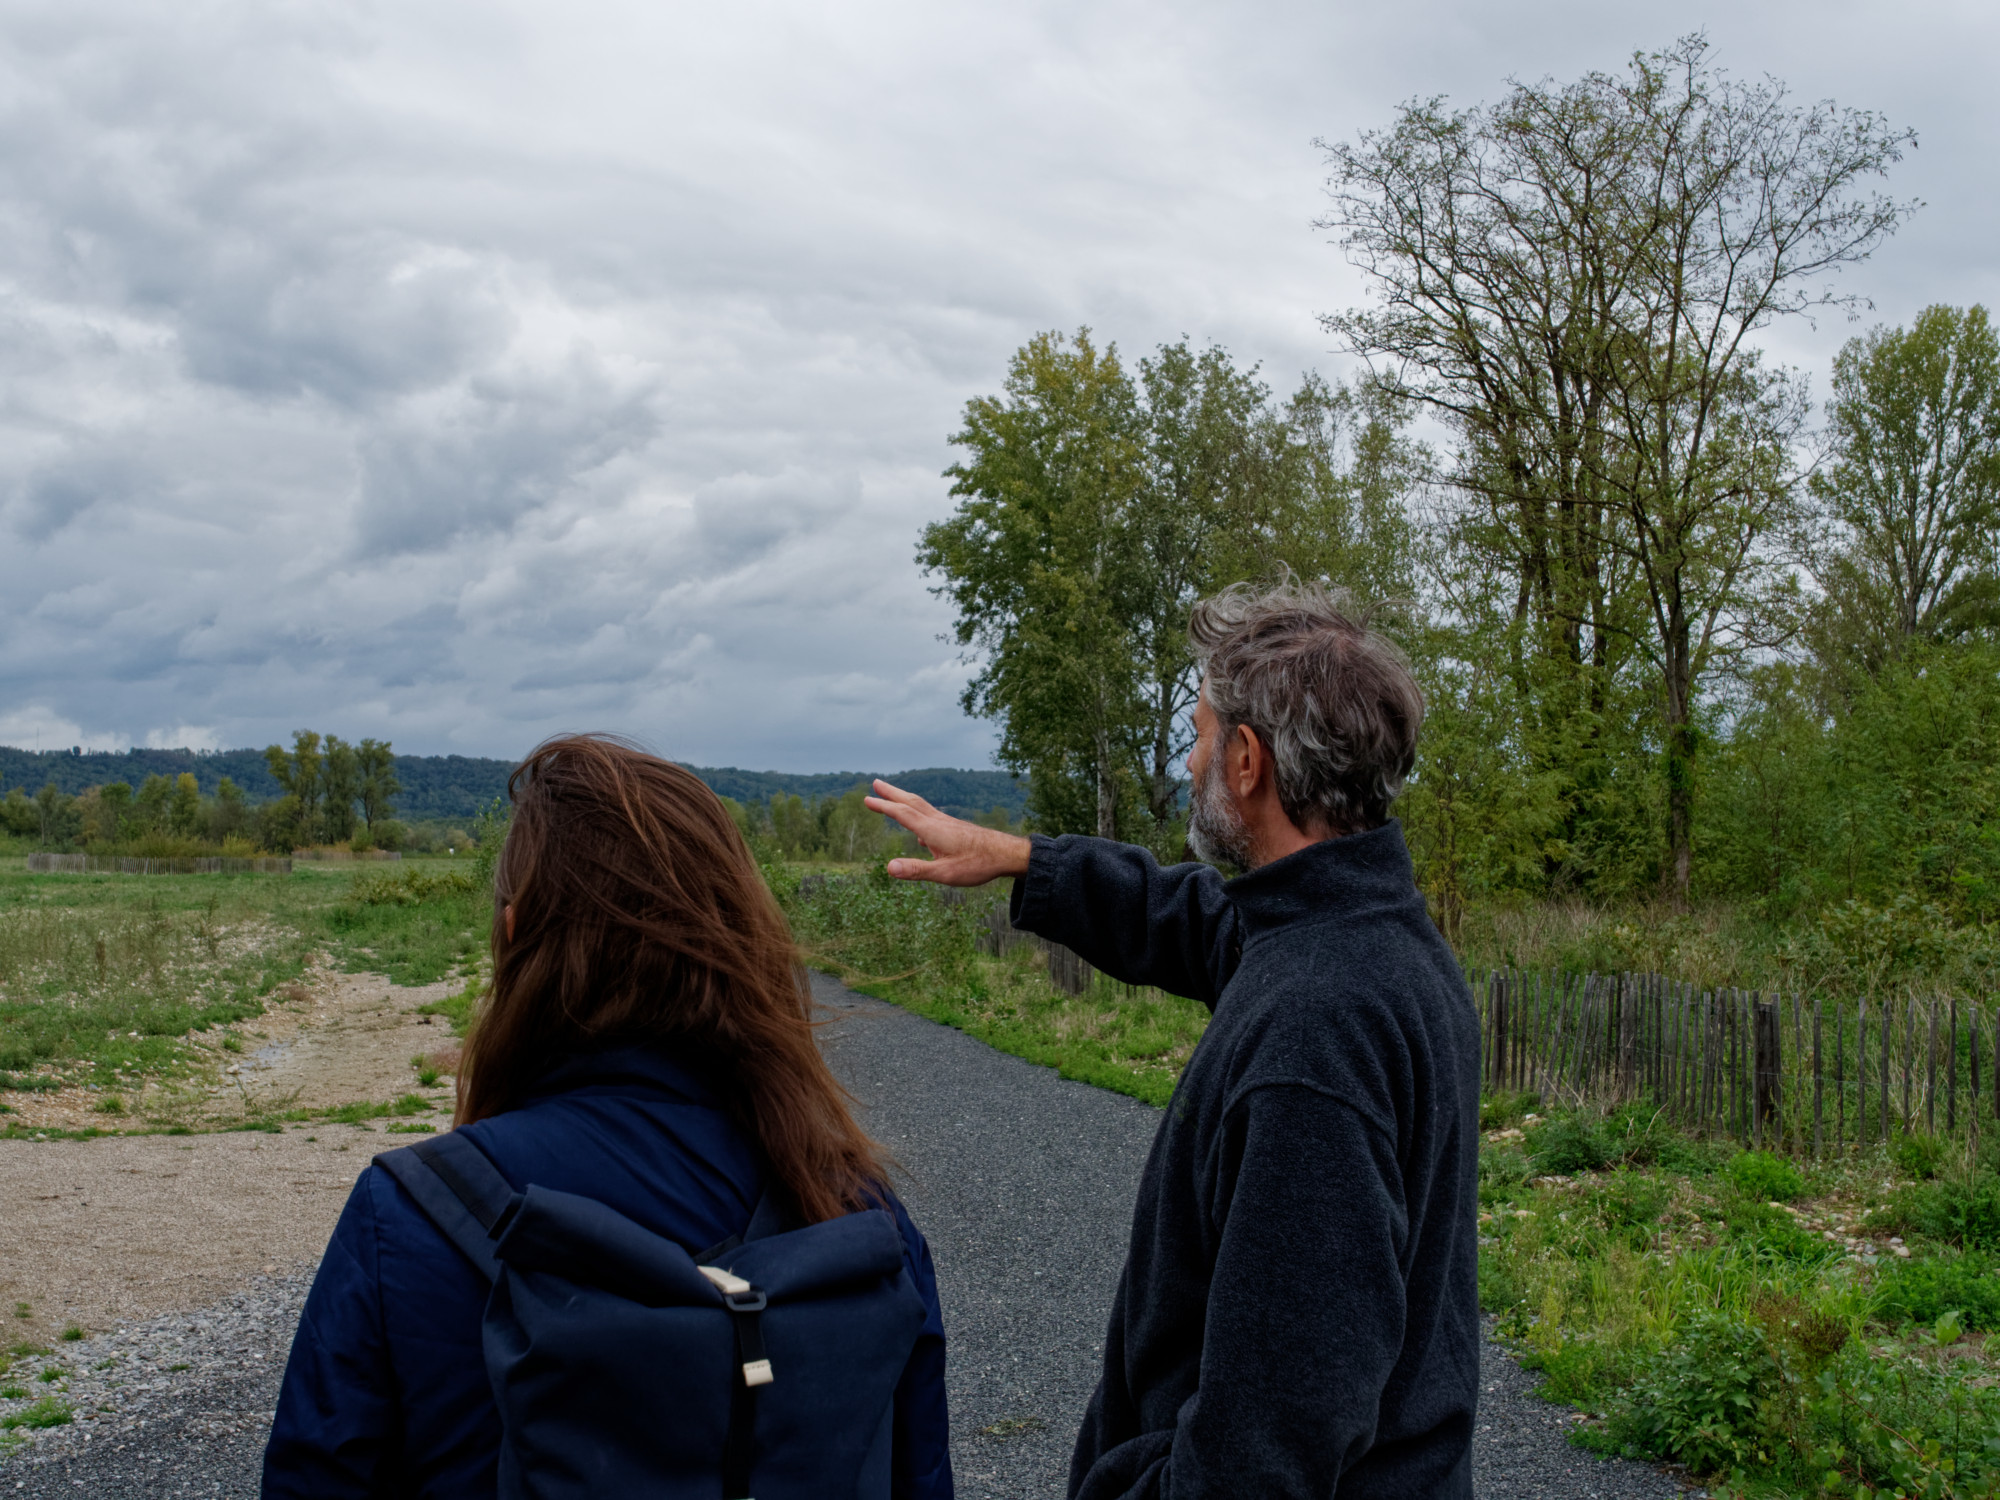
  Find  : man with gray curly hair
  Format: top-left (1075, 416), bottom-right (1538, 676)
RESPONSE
top-left (870, 577), bottom-right (1480, 1498)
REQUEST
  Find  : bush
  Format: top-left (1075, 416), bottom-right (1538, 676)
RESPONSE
top-left (1876, 1174), bottom-right (2000, 1251)
top-left (1639, 1133), bottom-right (1727, 1176)
top-left (1718, 1199), bottom-right (1839, 1266)
top-left (1724, 1149), bottom-right (1804, 1203)
top-left (1480, 1092), bottom-right (1539, 1130)
top-left (1525, 1114), bottom-right (1609, 1175)
top-left (1892, 1130), bottom-right (1948, 1180)
top-left (1874, 1249), bottom-right (2000, 1332)
top-left (1478, 1147), bottom-right (1533, 1205)
top-left (1594, 1170), bottom-right (1668, 1231)
top-left (1477, 1256), bottom-right (1520, 1313)
top-left (780, 867), bottom-right (983, 984)
top-left (1604, 1311), bottom-right (1777, 1475)
top-left (349, 867), bottom-right (480, 907)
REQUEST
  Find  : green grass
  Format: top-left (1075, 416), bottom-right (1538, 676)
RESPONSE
top-left (1475, 1096), bottom-right (2000, 1496)
top-left (779, 867), bottom-right (1208, 1107)
top-left (0, 1396), bottom-right (71, 1431)
top-left (0, 858), bottom-right (489, 1099)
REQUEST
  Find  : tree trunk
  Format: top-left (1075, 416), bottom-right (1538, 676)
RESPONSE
top-left (1095, 728), bottom-right (1118, 841)
top-left (1663, 607), bottom-right (1695, 906)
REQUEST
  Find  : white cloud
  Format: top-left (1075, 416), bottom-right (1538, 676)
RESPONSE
top-left (0, 703), bottom-right (122, 753)
top-left (0, 0), bottom-right (1993, 768)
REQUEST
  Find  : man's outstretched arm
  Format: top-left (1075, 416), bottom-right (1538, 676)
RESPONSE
top-left (867, 782), bottom-right (1237, 1005)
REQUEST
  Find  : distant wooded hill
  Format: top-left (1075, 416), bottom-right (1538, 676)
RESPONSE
top-left (0, 746), bottom-right (1026, 824)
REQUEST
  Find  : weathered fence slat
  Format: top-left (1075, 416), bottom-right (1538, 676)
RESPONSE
top-left (1813, 996), bottom-right (1825, 1157)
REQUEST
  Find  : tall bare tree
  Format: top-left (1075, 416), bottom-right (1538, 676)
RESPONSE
top-left (1320, 35), bottom-right (1914, 899)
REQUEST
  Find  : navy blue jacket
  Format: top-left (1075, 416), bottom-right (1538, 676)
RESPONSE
top-left (263, 1048), bottom-right (953, 1498)
top-left (1012, 827), bottom-right (1481, 1500)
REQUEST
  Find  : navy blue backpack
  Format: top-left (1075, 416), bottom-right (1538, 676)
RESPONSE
top-left (375, 1131), bottom-right (929, 1500)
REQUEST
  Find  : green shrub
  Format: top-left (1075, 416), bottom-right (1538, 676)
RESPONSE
top-left (781, 868), bottom-right (983, 985)
top-left (1724, 1149), bottom-right (1804, 1203)
top-left (1477, 1256), bottom-right (1520, 1313)
top-left (1635, 1132), bottom-right (1727, 1176)
top-left (1718, 1200), bottom-right (1839, 1266)
top-left (1479, 1092), bottom-right (1539, 1130)
top-left (1478, 1148), bottom-right (1532, 1205)
top-left (1594, 1170), bottom-right (1668, 1232)
top-left (1877, 1174), bottom-right (2000, 1251)
top-left (1604, 1311), bottom-right (1776, 1475)
top-left (1874, 1250), bottom-right (2000, 1332)
top-left (1526, 1114), bottom-right (1610, 1174)
top-left (1892, 1130), bottom-right (1948, 1180)
top-left (349, 867), bottom-right (480, 907)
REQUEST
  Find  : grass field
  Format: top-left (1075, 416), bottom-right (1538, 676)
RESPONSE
top-left (0, 858), bottom-right (488, 1127)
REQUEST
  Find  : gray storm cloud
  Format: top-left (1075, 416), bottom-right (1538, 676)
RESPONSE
top-left (0, 0), bottom-right (1992, 768)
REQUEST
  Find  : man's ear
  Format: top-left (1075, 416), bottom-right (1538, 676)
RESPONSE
top-left (1232, 724), bottom-right (1264, 799)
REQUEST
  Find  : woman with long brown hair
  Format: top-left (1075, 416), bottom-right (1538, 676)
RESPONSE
top-left (263, 735), bottom-right (953, 1496)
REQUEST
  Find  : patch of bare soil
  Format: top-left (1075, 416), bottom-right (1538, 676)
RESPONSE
top-left (0, 1129), bottom-right (372, 1335)
top-left (0, 968), bottom-right (464, 1334)
top-left (8, 963), bottom-right (461, 1130)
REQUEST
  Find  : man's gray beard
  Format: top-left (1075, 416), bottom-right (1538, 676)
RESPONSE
top-left (1187, 749), bottom-right (1255, 870)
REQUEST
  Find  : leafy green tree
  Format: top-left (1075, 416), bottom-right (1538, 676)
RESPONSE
top-left (322, 735), bottom-right (359, 842)
top-left (928, 329), bottom-right (1147, 840)
top-left (823, 786), bottom-right (897, 863)
top-left (1807, 304), bottom-right (2000, 672)
top-left (1124, 341), bottom-right (1276, 832)
top-left (928, 331), bottom-right (1420, 846)
top-left (264, 731), bottom-right (324, 846)
top-left (767, 793), bottom-right (821, 859)
top-left (87, 782), bottom-right (133, 846)
top-left (134, 774), bottom-right (173, 834)
top-left (1322, 35), bottom-right (1913, 901)
top-left (257, 795), bottom-right (303, 852)
top-left (0, 787), bottom-right (36, 838)
top-left (168, 773), bottom-right (201, 836)
top-left (356, 739), bottom-right (400, 833)
top-left (33, 783), bottom-right (76, 848)
top-left (205, 778), bottom-right (250, 845)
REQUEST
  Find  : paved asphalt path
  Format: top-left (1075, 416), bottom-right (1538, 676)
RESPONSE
top-left (5, 974), bottom-right (1696, 1497)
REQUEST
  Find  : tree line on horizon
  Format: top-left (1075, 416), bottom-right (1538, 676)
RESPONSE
top-left (926, 39), bottom-right (2000, 958)
top-left (0, 730), bottom-right (407, 856)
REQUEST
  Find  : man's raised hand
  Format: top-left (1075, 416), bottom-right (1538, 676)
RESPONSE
top-left (864, 780), bottom-right (1032, 887)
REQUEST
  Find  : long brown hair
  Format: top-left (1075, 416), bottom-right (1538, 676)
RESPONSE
top-left (455, 733), bottom-right (885, 1223)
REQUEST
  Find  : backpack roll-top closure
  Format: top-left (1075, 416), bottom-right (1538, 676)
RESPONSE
top-left (491, 1185), bottom-right (722, 1306)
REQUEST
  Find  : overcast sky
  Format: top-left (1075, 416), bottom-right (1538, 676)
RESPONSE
top-left (0, 0), bottom-right (1992, 771)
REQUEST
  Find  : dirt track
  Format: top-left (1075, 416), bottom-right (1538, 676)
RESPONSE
top-left (7, 966), bottom-right (460, 1134)
top-left (1, 967), bottom-right (454, 1335)
top-left (0, 1130), bottom-right (366, 1334)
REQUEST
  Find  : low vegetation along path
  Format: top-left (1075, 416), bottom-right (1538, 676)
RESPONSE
top-left (2, 973), bottom-right (1695, 1498)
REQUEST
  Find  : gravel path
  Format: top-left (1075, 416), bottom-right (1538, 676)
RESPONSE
top-left (2, 974), bottom-right (1699, 1497)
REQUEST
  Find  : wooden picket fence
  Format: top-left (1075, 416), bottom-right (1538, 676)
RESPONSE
top-left (1471, 967), bottom-right (2000, 1155)
top-left (25, 853), bottom-right (292, 875)
top-left (974, 901), bottom-right (1098, 994)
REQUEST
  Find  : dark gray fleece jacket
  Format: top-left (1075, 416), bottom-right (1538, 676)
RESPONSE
top-left (1011, 823), bottom-right (1480, 1500)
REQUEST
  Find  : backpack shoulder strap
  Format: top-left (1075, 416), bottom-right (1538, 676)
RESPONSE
top-left (373, 1132), bottom-right (517, 1284)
